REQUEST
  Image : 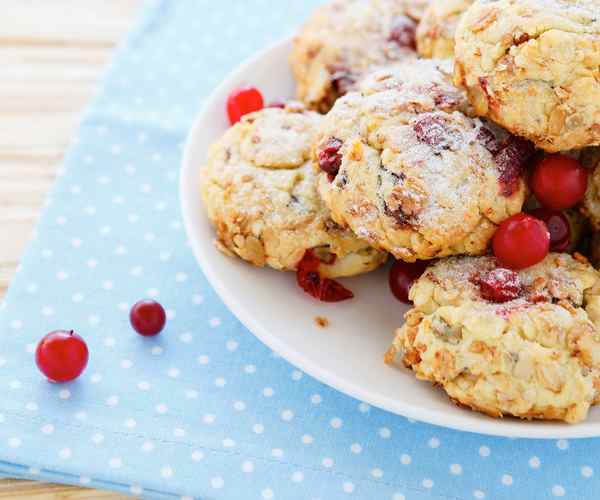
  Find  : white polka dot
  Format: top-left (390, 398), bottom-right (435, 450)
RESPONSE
top-left (226, 340), bottom-right (239, 351)
top-left (41, 306), bottom-right (54, 317)
top-left (501, 474), bottom-right (513, 486)
top-left (291, 471), bottom-right (304, 483)
top-left (342, 482), bottom-right (355, 493)
top-left (72, 292), bottom-right (84, 303)
top-left (281, 409), bottom-right (294, 422)
top-left (8, 437), bottom-right (21, 448)
top-left (79, 476), bottom-right (91, 485)
top-left (214, 377), bottom-right (226, 387)
top-left (75, 411), bottom-right (87, 420)
top-left (103, 337), bottom-right (115, 347)
top-left (28, 467), bottom-right (40, 475)
top-left (92, 433), bottom-right (104, 445)
top-left (330, 417), bottom-right (343, 429)
top-left (350, 443), bottom-right (362, 454)
top-left (244, 364), bottom-right (256, 374)
top-left (130, 485), bottom-right (143, 495)
top-left (310, 394), bottom-right (322, 404)
top-left (120, 359), bottom-right (133, 369)
top-left (197, 355), bottom-right (210, 365)
top-left (58, 389), bottom-right (71, 400)
top-left (242, 460), bottom-right (254, 473)
top-left (263, 387), bottom-right (274, 397)
top-left (59, 448), bottom-right (72, 459)
top-left (261, 488), bottom-right (274, 499)
top-left (354, 399), bottom-right (371, 413)
top-left (393, 494), bottom-right (406, 500)
top-left (552, 485), bottom-right (565, 497)
top-left (117, 302), bottom-right (129, 312)
top-left (322, 457), bottom-right (334, 468)
top-left (272, 448), bottom-right (284, 458)
top-left (450, 464), bottom-right (463, 475)
top-left (401, 454), bottom-right (412, 465)
top-left (191, 450), bottom-right (204, 462)
top-left (168, 367), bottom-right (181, 378)
top-left (87, 259), bottom-right (98, 268)
top-left (175, 272), bottom-right (188, 282)
top-left (174, 428), bottom-right (186, 438)
top-left (10, 320), bottom-right (23, 330)
top-left (220, 437), bottom-right (235, 448)
top-left (109, 457), bottom-right (123, 468)
top-left (180, 332), bottom-right (193, 343)
top-left (25, 402), bottom-right (38, 412)
top-left (233, 401), bottom-right (246, 411)
top-left (210, 477), bottom-right (224, 489)
top-left (124, 418), bottom-right (137, 429)
top-left (203, 414), bottom-right (216, 424)
top-left (291, 370), bottom-right (303, 381)
top-left (428, 437), bottom-right (440, 448)
top-left (556, 439), bottom-right (569, 450)
top-left (301, 434), bottom-right (314, 444)
top-left (9, 380), bottom-right (21, 390)
top-left (137, 381), bottom-right (151, 391)
top-left (56, 271), bottom-right (69, 281)
top-left (479, 446), bottom-right (491, 457)
top-left (529, 456), bottom-right (541, 469)
top-left (371, 468), bottom-right (383, 478)
top-left (379, 427), bottom-right (391, 439)
top-left (185, 389), bottom-right (199, 399)
top-left (422, 479), bottom-right (434, 489)
top-left (209, 317), bottom-right (221, 327)
top-left (41, 424), bottom-right (54, 435)
top-left (473, 490), bottom-right (486, 499)
top-left (106, 395), bottom-right (119, 407)
top-left (161, 466), bottom-right (174, 479)
top-left (142, 441), bottom-right (154, 452)
top-left (582, 466), bottom-right (594, 478)
top-left (26, 283), bottom-right (38, 294)
top-left (151, 346), bottom-right (163, 355)
top-left (155, 403), bottom-right (168, 414)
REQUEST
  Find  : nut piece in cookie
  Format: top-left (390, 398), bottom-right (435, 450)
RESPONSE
top-left (200, 103), bottom-right (387, 277)
top-left (315, 59), bottom-right (532, 262)
top-left (416, 0), bottom-right (475, 59)
top-left (386, 253), bottom-right (600, 423)
top-left (454, 0), bottom-right (600, 152)
top-left (290, 0), bottom-right (428, 112)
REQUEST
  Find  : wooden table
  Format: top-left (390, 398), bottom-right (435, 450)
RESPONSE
top-left (0, 1), bottom-right (141, 497)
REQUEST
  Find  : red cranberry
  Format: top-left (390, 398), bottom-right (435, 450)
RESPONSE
top-left (531, 155), bottom-right (589, 210)
top-left (495, 137), bottom-right (535, 197)
top-left (477, 268), bottom-right (523, 303)
top-left (35, 330), bottom-right (89, 383)
top-left (296, 250), bottom-right (354, 302)
top-left (529, 208), bottom-right (571, 252)
top-left (388, 259), bottom-right (429, 304)
top-left (318, 138), bottom-right (343, 178)
top-left (413, 114), bottom-right (456, 150)
top-left (389, 17), bottom-right (417, 50)
top-left (267, 100), bottom-right (286, 109)
top-left (226, 86), bottom-right (264, 125)
top-left (130, 300), bottom-right (166, 337)
top-left (493, 213), bottom-right (550, 270)
top-left (331, 68), bottom-right (355, 96)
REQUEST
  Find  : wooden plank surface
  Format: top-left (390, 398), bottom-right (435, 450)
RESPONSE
top-left (0, 1), bottom-right (142, 497)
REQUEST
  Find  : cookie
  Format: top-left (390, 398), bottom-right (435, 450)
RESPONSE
top-left (454, 0), bottom-right (600, 152)
top-left (386, 253), bottom-right (600, 423)
top-left (315, 60), bottom-right (532, 262)
top-left (592, 233), bottom-right (600, 269)
top-left (201, 103), bottom-right (387, 277)
top-left (290, 0), bottom-right (428, 112)
top-left (416, 0), bottom-right (474, 59)
top-left (581, 148), bottom-right (600, 231)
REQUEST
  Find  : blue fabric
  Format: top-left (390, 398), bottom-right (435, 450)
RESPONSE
top-left (0, 1), bottom-right (599, 499)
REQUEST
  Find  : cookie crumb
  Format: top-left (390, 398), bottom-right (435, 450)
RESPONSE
top-left (314, 316), bottom-right (329, 328)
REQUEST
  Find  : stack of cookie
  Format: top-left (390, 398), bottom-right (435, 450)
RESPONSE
top-left (201, 0), bottom-right (600, 423)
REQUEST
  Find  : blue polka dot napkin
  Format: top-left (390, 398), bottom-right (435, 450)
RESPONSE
top-left (1, 1), bottom-right (599, 499)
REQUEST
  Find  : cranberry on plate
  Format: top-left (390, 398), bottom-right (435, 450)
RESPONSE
top-left (226, 86), bottom-right (264, 125)
top-left (36, 330), bottom-right (89, 383)
top-left (530, 155), bottom-right (589, 210)
top-left (388, 259), bottom-right (429, 304)
top-left (493, 213), bottom-right (550, 270)
top-left (130, 299), bottom-right (167, 337)
top-left (296, 250), bottom-right (354, 302)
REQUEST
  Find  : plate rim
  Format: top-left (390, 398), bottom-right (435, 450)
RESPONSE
top-left (180, 36), bottom-right (600, 439)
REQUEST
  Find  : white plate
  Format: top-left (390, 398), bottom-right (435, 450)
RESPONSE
top-left (181, 37), bottom-right (600, 439)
